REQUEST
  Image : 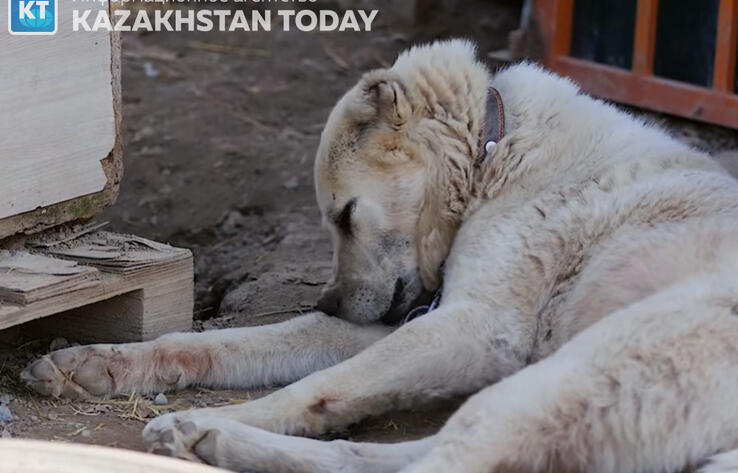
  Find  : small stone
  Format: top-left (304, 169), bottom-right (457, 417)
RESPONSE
top-left (1, 428), bottom-right (11, 439)
top-left (0, 405), bottom-right (13, 424)
top-left (81, 429), bottom-right (92, 438)
top-left (0, 394), bottom-right (11, 405)
top-left (143, 61), bottom-right (159, 78)
top-left (49, 337), bottom-right (69, 352)
top-left (218, 210), bottom-right (246, 236)
top-left (282, 177), bottom-right (299, 190)
top-left (154, 393), bottom-right (168, 406)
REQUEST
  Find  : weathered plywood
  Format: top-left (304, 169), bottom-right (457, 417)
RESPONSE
top-left (0, 251), bottom-right (99, 304)
top-left (0, 2), bottom-right (122, 240)
top-left (0, 233), bottom-right (193, 342)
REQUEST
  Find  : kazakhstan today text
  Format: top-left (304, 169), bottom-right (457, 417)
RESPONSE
top-left (72, 7), bottom-right (379, 31)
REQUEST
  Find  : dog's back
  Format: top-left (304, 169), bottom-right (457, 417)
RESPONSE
top-left (450, 62), bottom-right (738, 358)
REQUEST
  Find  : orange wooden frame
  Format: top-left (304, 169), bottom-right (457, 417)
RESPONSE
top-left (535, 0), bottom-right (738, 129)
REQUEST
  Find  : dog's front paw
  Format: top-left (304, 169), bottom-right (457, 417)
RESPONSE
top-left (143, 413), bottom-right (233, 466)
top-left (20, 345), bottom-right (120, 399)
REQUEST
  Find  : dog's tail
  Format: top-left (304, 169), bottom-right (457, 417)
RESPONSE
top-left (700, 450), bottom-right (738, 473)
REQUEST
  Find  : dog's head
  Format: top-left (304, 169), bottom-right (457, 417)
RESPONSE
top-left (313, 40), bottom-right (489, 324)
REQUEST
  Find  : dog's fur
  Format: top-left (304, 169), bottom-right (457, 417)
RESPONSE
top-left (21, 40), bottom-right (738, 473)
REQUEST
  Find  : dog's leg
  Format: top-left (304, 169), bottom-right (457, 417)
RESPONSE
top-left (145, 188), bottom-right (698, 441)
top-left (21, 313), bottom-right (391, 399)
top-left (396, 276), bottom-right (738, 473)
top-left (146, 273), bottom-right (738, 472)
top-left (145, 415), bottom-right (434, 473)
top-left (144, 300), bottom-right (532, 439)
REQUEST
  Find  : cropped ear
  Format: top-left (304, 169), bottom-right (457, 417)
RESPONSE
top-left (359, 69), bottom-right (412, 129)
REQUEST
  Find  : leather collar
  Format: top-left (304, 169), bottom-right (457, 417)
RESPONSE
top-left (476, 86), bottom-right (506, 166)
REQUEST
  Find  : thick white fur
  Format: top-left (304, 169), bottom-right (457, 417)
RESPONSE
top-left (22, 40), bottom-right (738, 473)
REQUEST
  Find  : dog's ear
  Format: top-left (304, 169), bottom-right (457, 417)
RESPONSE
top-left (358, 69), bottom-right (412, 129)
top-left (417, 218), bottom-right (455, 291)
top-left (416, 154), bottom-right (469, 291)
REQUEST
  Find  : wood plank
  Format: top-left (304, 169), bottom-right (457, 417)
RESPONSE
top-left (0, 256), bottom-right (192, 333)
top-left (0, 3), bottom-right (122, 240)
top-left (553, 56), bottom-right (738, 129)
top-left (0, 2), bottom-right (114, 219)
top-left (0, 233), bottom-right (193, 342)
top-left (534, 0), bottom-right (556, 65)
top-left (713, 0), bottom-right (738, 92)
top-left (550, 0), bottom-right (575, 57)
top-left (0, 251), bottom-right (100, 304)
top-left (534, 0), bottom-right (574, 65)
top-left (22, 258), bottom-right (194, 342)
top-left (632, 0), bottom-right (660, 75)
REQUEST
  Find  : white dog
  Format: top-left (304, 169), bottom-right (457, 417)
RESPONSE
top-left (22, 40), bottom-right (738, 473)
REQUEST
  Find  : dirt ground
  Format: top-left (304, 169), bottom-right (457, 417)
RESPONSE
top-left (2, 0), bottom-right (738, 459)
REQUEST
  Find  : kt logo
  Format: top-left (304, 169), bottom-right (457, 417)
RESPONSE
top-left (8, 0), bottom-right (57, 35)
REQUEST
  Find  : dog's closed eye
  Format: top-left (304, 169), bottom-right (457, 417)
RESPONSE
top-left (336, 198), bottom-right (357, 235)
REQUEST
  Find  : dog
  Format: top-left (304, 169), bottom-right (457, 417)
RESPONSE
top-left (21, 40), bottom-right (738, 473)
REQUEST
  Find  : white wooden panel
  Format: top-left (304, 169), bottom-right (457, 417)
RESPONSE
top-left (0, 1), bottom-right (114, 219)
top-left (0, 439), bottom-right (229, 473)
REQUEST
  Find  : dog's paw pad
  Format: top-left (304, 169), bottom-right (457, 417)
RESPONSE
top-left (144, 415), bottom-right (222, 464)
top-left (21, 347), bottom-right (115, 399)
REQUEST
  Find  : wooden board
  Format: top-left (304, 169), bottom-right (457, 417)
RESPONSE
top-left (0, 1), bottom-right (122, 240)
top-left (0, 232), bottom-right (193, 343)
top-left (0, 251), bottom-right (100, 304)
top-left (0, 439), bottom-right (229, 473)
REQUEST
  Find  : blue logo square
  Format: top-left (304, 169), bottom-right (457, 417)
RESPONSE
top-left (8, 0), bottom-right (57, 35)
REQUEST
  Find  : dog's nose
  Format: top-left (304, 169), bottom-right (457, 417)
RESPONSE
top-left (316, 289), bottom-right (341, 317)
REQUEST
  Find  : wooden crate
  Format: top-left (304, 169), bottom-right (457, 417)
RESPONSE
top-left (0, 2), bottom-right (123, 240)
top-left (535, 0), bottom-right (738, 129)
